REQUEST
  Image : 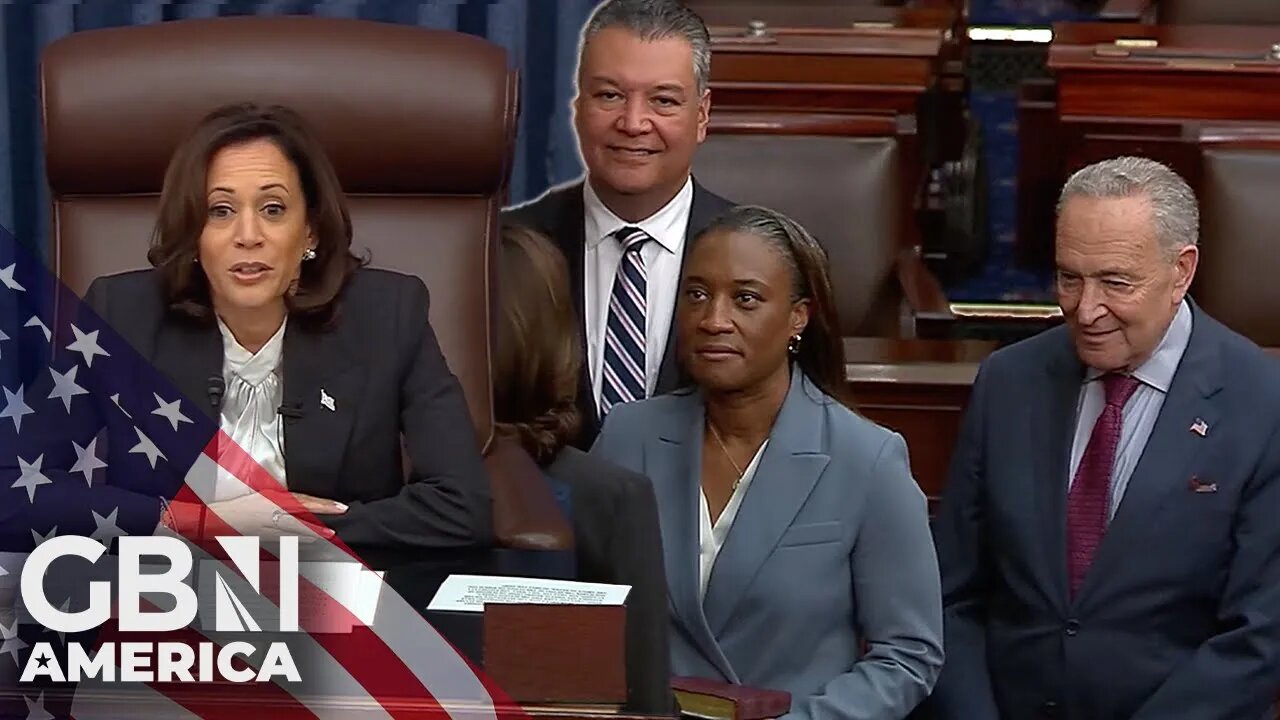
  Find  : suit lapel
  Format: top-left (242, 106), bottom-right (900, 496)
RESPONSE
top-left (280, 318), bottom-right (365, 500)
top-left (153, 318), bottom-right (223, 421)
top-left (1033, 336), bottom-right (1085, 613)
top-left (703, 367), bottom-right (830, 637)
top-left (1075, 310), bottom-right (1223, 607)
top-left (556, 184), bottom-right (599, 431)
top-left (649, 391), bottom-right (737, 681)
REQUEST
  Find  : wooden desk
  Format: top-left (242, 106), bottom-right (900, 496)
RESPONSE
top-left (1017, 22), bottom-right (1280, 269)
top-left (844, 337), bottom-right (994, 510)
top-left (707, 25), bottom-right (945, 116)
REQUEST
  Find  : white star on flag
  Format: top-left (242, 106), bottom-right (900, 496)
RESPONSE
top-left (0, 384), bottom-right (34, 433)
top-left (66, 323), bottom-right (110, 367)
top-left (90, 508), bottom-right (127, 546)
top-left (0, 328), bottom-right (8, 358)
top-left (128, 426), bottom-right (166, 469)
top-left (151, 393), bottom-right (193, 431)
top-left (70, 437), bottom-right (107, 486)
top-left (30, 526), bottom-right (57, 546)
top-left (110, 393), bottom-right (132, 419)
top-left (25, 316), bottom-right (51, 342)
top-left (0, 618), bottom-right (29, 666)
top-left (12, 454), bottom-right (52, 503)
top-left (48, 365), bottom-right (89, 412)
top-left (0, 263), bottom-right (25, 292)
top-left (24, 692), bottom-right (54, 720)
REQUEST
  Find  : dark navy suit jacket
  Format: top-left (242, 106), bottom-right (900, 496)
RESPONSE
top-left (931, 302), bottom-right (1280, 720)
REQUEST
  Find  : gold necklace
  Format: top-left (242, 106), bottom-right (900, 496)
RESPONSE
top-left (707, 420), bottom-right (748, 491)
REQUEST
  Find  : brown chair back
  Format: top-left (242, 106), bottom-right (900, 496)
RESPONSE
top-left (40, 15), bottom-right (516, 450)
top-left (1193, 148), bottom-right (1280, 347)
top-left (693, 130), bottom-right (902, 337)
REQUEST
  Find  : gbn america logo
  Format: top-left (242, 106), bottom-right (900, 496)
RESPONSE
top-left (18, 535), bottom-right (302, 684)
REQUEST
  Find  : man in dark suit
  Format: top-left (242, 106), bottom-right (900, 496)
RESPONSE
top-left (503, 0), bottom-right (733, 447)
top-left (931, 156), bottom-right (1280, 720)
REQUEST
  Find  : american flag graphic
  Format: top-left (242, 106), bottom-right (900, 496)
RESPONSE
top-left (0, 224), bottom-right (527, 720)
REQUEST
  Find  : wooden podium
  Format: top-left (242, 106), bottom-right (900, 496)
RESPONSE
top-left (1017, 21), bottom-right (1280, 269)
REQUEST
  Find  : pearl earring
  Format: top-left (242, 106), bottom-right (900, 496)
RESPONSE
top-left (788, 334), bottom-right (802, 355)
top-left (302, 248), bottom-right (317, 261)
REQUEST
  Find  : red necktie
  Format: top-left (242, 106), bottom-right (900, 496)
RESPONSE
top-left (1067, 373), bottom-right (1140, 598)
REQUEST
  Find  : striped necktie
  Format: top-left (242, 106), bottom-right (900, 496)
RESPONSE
top-left (600, 226), bottom-right (651, 417)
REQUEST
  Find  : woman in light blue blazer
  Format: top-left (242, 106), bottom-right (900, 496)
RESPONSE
top-left (591, 206), bottom-right (943, 720)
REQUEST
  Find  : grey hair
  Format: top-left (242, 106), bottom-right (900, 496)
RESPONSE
top-left (579, 0), bottom-right (712, 95)
top-left (1057, 156), bottom-right (1199, 257)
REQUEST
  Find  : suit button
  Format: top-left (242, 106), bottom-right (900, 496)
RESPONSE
top-left (1065, 619), bottom-right (1080, 636)
top-left (1040, 700), bottom-right (1060, 719)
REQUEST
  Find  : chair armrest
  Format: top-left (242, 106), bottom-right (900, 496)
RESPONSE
top-left (897, 248), bottom-right (953, 318)
top-left (1098, 0), bottom-right (1157, 22)
top-left (485, 433), bottom-right (574, 551)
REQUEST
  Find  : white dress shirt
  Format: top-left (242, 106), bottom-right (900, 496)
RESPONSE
top-left (1068, 299), bottom-right (1192, 519)
top-left (698, 440), bottom-right (769, 600)
top-left (582, 176), bottom-right (694, 408)
top-left (215, 316), bottom-right (288, 497)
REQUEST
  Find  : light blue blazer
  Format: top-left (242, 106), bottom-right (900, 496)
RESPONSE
top-left (591, 366), bottom-right (943, 720)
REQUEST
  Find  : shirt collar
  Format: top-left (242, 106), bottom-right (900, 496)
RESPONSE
top-left (582, 175), bottom-right (694, 254)
top-left (1085, 299), bottom-right (1192, 393)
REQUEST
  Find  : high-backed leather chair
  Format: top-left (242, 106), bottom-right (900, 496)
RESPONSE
top-left (694, 120), bottom-right (949, 338)
top-left (39, 15), bottom-right (570, 553)
top-left (1192, 148), bottom-right (1280, 347)
top-left (1101, 0), bottom-right (1280, 25)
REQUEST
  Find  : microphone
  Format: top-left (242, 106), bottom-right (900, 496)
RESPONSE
top-left (278, 402), bottom-right (304, 420)
top-left (207, 375), bottom-right (226, 413)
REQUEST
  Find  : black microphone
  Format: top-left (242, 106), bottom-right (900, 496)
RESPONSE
top-left (207, 375), bottom-right (225, 413)
top-left (277, 402), bottom-right (304, 420)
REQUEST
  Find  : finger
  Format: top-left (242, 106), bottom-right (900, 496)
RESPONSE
top-left (276, 512), bottom-right (336, 541)
top-left (293, 495), bottom-right (348, 515)
top-left (304, 500), bottom-right (348, 515)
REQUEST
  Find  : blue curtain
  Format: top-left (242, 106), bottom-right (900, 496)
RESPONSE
top-left (0, 0), bottom-right (598, 258)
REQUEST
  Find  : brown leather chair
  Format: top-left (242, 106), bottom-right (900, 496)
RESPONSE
top-left (693, 116), bottom-right (949, 338)
top-left (1192, 147), bottom-right (1280, 347)
top-left (39, 15), bottom-right (569, 551)
top-left (1101, 0), bottom-right (1280, 25)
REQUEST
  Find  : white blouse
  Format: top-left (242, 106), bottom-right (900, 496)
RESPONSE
top-left (697, 440), bottom-right (769, 600)
top-left (215, 316), bottom-right (288, 495)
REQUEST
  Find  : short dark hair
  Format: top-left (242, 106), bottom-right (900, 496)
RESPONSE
top-left (693, 205), bottom-right (849, 404)
top-left (147, 102), bottom-right (362, 327)
top-left (494, 223), bottom-right (583, 464)
top-left (580, 0), bottom-right (711, 94)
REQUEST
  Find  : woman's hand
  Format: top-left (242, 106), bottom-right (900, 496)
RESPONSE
top-left (289, 493), bottom-right (348, 516)
top-left (206, 492), bottom-right (337, 540)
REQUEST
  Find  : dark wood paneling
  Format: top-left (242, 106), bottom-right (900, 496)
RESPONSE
top-left (1016, 22), bottom-right (1280, 272)
top-left (1016, 78), bottom-right (1061, 269)
top-left (712, 53), bottom-right (937, 89)
top-left (844, 338), bottom-right (992, 511)
top-left (1057, 72), bottom-right (1280, 123)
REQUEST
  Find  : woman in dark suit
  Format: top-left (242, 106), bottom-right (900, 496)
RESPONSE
top-left (1, 102), bottom-right (490, 559)
top-left (494, 223), bottom-right (671, 714)
top-left (591, 206), bottom-right (943, 720)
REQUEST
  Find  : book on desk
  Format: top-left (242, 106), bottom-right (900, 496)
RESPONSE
top-left (672, 676), bottom-right (791, 720)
